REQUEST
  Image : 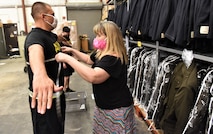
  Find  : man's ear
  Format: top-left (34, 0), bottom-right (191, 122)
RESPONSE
top-left (41, 13), bottom-right (47, 20)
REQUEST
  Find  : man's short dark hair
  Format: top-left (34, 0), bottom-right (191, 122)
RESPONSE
top-left (63, 26), bottom-right (70, 33)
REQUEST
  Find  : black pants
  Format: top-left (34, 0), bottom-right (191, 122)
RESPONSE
top-left (29, 93), bottom-right (66, 134)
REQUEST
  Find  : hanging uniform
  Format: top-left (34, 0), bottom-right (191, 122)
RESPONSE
top-left (127, 47), bottom-right (144, 93)
top-left (208, 0), bottom-right (213, 38)
top-left (138, 0), bottom-right (153, 38)
top-left (183, 69), bottom-right (213, 134)
top-left (133, 49), bottom-right (150, 102)
top-left (139, 51), bottom-right (157, 109)
top-left (114, 3), bottom-right (123, 28)
top-left (107, 9), bottom-right (116, 22)
top-left (205, 88), bottom-right (213, 134)
top-left (149, 0), bottom-right (178, 41)
top-left (147, 55), bottom-right (180, 125)
top-left (159, 61), bottom-right (198, 134)
top-left (127, 0), bottom-right (144, 40)
top-left (194, 0), bottom-right (211, 38)
top-left (120, 1), bottom-right (130, 37)
top-left (165, 0), bottom-right (192, 46)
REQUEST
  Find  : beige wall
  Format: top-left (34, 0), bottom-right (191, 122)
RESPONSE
top-left (66, 3), bottom-right (102, 51)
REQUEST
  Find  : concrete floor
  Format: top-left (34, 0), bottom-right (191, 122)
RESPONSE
top-left (0, 57), bottom-right (152, 134)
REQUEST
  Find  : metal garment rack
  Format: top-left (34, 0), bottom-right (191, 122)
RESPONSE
top-left (128, 40), bottom-right (213, 63)
top-left (127, 38), bottom-right (213, 134)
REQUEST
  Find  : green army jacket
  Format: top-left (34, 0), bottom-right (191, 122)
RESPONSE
top-left (159, 61), bottom-right (198, 134)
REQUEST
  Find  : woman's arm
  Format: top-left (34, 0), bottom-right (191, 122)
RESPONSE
top-left (61, 46), bottom-right (93, 65)
top-left (55, 52), bottom-right (110, 84)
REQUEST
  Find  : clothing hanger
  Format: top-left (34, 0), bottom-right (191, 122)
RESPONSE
top-left (182, 48), bottom-right (194, 69)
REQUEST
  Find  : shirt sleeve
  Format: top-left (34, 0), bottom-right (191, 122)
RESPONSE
top-left (95, 55), bottom-right (122, 78)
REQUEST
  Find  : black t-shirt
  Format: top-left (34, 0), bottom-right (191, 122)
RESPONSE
top-left (24, 28), bottom-right (63, 91)
top-left (91, 52), bottom-right (133, 109)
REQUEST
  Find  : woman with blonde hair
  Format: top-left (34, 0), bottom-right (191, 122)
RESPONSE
top-left (55, 21), bottom-right (136, 133)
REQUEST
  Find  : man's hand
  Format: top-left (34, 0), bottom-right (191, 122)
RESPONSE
top-left (57, 33), bottom-right (66, 43)
top-left (31, 76), bottom-right (63, 114)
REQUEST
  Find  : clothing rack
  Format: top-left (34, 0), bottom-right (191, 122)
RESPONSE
top-left (127, 38), bottom-right (213, 134)
top-left (110, 0), bottom-right (213, 133)
top-left (127, 38), bottom-right (161, 134)
top-left (129, 40), bottom-right (213, 63)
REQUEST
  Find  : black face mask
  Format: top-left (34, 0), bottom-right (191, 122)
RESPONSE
top-left (63, 35), bottom-right (70, 41)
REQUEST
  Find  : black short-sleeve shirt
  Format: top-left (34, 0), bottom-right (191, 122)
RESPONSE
top-left (24, 28), bottom-right (63, 91)
top-left (91, 52), bottom-right (133, 109)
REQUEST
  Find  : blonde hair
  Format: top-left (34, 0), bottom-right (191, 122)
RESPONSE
top-left (93, 21), bottom-right (128, 64)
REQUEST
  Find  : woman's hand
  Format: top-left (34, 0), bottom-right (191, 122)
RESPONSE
top-left (61, 46), bottom-right (73, 53)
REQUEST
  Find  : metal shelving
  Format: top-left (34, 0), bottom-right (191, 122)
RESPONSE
top-left (129, 40), bottom-right (213, 63)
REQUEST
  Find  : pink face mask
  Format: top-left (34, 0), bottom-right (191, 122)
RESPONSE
top-left (93, 38), bottom-right (106, 50)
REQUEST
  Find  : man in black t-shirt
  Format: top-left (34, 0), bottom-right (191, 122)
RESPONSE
top-left (24, 2), bottom-right (65, 134)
